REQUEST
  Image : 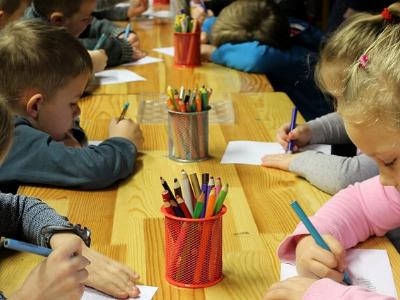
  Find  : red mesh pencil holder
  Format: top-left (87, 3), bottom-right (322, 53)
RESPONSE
top-left (174, 32), bottom-right (201, 67)
top-left (161, 206), bottom-right (226, 288)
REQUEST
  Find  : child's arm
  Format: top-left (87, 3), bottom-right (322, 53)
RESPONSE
top-left (210, 41), bottom-right (273, 73)
top-left (278, 176), bottom-right (400, 263)
top-left (0, 193), bottom-right (71, 246)
top-left (288, 152), bottom-right (379, 194)
top-left (307, 112), bottom-right (351, 145)
top-left (79, 18), bottom-right (137, 66)
top-left (0, 123), bottom-right (138, 190)
top-left (264, 277), bottom-right (396, 300)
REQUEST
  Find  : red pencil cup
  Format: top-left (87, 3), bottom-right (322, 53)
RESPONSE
top-left (174, 32), bottom-right (201, 67)
top-left (161, 206), bottom-right (226, 288)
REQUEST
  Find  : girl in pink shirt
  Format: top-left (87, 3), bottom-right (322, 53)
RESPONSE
top-left (264, 5), bottom-right (400, 300)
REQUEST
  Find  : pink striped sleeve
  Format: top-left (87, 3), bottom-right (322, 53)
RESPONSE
top-left (304, 278), bottom-right (396, 300)
top-left (278, 176), bottom-right (400, 262)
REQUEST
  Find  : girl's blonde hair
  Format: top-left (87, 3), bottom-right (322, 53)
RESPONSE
top-left (0, 99), bottom-right (13, 161)
top-left (315, 3), bottom-right (400, 95)
top-left (341, 22), bottom-right (400, 128)
top-left (210, 0), bottom-right (290, 49)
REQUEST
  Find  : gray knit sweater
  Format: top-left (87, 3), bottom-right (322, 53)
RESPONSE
top-left (24, 5), bottom-right (134, 67)
top-left (289, 112), bottom-right (379, 194)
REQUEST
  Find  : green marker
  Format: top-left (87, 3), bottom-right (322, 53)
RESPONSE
top-left (213, 184), bottom-right (228, 215)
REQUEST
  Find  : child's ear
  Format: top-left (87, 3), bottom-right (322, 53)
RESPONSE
top-left (49, 12), bottom-right (65, 26)
top-left (26, 93), bottom-right (44, 119)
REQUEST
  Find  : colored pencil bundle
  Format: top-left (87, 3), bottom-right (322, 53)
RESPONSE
top-left (160, 171), bottom-right (228, 219)
top-left (161, 171), bottom-right (228, 287)
top-left (174, 13), bottom-right (199, 33)
top-left (166, 85), bottom-right (212, 113)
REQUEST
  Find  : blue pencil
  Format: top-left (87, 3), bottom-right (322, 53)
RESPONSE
top-left (290, 200), bottom-right (352, 285)
top-left (118, 101), bottom-right (130, 122)
top-left (94, 33), bottom-right (108, 50)
top-left (287, 107), bottom-right (298, 153)
top-left (3, 238), bottom-right (51, 257)
top-left (124, 23), bottom-right (131, 39)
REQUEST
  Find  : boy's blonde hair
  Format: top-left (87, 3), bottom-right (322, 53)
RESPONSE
top-left (0, 99), bottom-right (13, 161)
top-left (0, 20), bottom-right (92, 108)
top-left (33, 0), bottom-right (83, 18)
top-left (0, 0), bottom-right (25, 14)
top-left (211, 0), bottom-right (290, 50)
top-left (341, 22), bottom-right (400, 128)
top-left (315, 3), bottom-right (400, 96)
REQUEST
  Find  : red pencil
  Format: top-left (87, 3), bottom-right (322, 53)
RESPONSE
top-left (176, 195), bottom-right (192, 218)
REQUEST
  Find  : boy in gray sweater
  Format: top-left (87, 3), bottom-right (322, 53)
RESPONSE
top-left (25, 0), bottom-right (145, 67)
top-left (0, 98), bottom-right (140, 299)
top-left (0, 20), bottom-right (143, 193)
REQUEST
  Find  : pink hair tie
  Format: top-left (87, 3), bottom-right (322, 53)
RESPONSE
top-left (381, 8), bottom-right (393, 21)
top-left (358, 54), bottom-right (369, 68)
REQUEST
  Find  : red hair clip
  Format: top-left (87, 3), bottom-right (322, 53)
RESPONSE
top-left (358, 54), bottom-right (368, 68)
top-left (381, 8), bottom-right (393, 21)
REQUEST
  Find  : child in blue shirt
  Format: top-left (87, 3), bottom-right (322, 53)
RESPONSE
top-left (0, 20), bottom-right (143, 193)
top-left (201, 0), bottom-right (332, 121)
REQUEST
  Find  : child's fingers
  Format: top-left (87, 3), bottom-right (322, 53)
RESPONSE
top-left (323, 235), bottom-right (347, 272)
top-left (308, 259), bottom-right (344, 282)
top-left (309, 244), bottom-right (339, 269)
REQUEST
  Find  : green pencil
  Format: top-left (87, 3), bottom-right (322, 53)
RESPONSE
top-left (213, 184), bottom-right (228, 215)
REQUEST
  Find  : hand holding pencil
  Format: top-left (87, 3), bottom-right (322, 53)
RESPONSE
top-left (291, 201), bottom-right (351, 285)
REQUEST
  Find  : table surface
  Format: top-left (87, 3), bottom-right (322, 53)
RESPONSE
top-left (1, 17), bottom-right (399, 300)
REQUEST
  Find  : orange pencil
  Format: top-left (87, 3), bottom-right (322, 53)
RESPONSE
top-left (176, 195), bottom-right (192, 218)
top-left (205, 187), bottom-right (216, 218)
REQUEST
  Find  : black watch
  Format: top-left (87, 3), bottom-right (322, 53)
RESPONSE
top-left (41, 223), bottom-right (91, 248)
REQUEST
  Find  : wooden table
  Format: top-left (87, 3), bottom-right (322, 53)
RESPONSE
top-left (91, 18), bottom-right (273, 95)
top-left (2, 92), bottom-right (400, 299)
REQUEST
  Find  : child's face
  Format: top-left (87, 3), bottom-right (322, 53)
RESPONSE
top-left (0, 0), bottom-right (30, 29)
top-left (63, 0), bottom-right (96, 37)
top-left (344, 119), bottom-right (400, 189)
top-left (35, 72), bottom-right (90, 141)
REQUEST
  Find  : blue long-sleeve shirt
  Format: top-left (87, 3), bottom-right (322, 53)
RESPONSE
top-left (203, 17), bottom-right (332, 120)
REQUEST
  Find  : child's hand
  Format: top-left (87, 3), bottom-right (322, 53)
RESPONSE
top-left (200, 32), bottom-right (208, 44)
top-left (88, 50), bottom-right (108, 73)
top-left (201, 44), bottom-right (216, 61)
top-left (277, 122), bottom-right (312, 152)
top-left (61, 131), bottom-right (82, 148)
top-left (11, 235), bottom-right (89, 300)
top-left (82, 244), bottom-right (141, 299)
top-left (127, 0), bottom-right (149, 18)
top-left (264, 276), bottom-right (317, 300)
top-left (261, 153), bottom-right (296, 171)
top-left (132, 47), bottom-right (147, 61)
top-left (296, 235), bottom-right (347, 283)
top-left (120, 32), bottom-right (140, 49)
top-left (109, 118), bottom-right (144, 150)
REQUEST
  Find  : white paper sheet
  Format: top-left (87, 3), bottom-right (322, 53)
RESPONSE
top-left (122, 56), bottom-right (164, 67)
top-left (115, 2), bottom-right (130, 8)
top-left (95, 70), bottom-right (145, 85)
top-left (88, 141), bottom-right (102, 146)
top-left (142, 9), bottom-right (172, 18)
top-left (220, 141), bottom-right (331, 165)
top-left (82, 286), bottom-right (158, 300)
top-left (280, 249), bottom-right (397, 298)
top-left (153, 47), bottom-right (174, 57)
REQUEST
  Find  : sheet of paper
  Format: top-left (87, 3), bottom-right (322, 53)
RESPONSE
top-left (115, 2), bottom-right (130, 8)
top-left (142, 9), bottom-right (172, 18)
top-left (95, 70), bottom-right (145, 85)
top-left (121, 56), bottom-right (163, 67)
top-left (281, 249), bottom-right (397, 298)
top-left (88, 140), bottom-right (102, 146)
top-left (153, 47), bottom-right (174, 57)
top-left (82, 286), bottom-right (158, 300)
top-left (220, 141), bottom-right (331, 165)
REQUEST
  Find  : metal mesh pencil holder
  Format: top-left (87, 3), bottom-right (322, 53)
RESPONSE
top-left (161, 206), bottom-right (226, 288)
top-left (168, 108), bottom-right (210, 162)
